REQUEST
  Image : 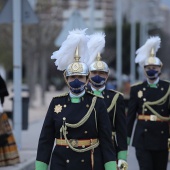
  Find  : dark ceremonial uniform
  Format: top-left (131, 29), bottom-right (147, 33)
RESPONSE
top-left (127, 80), bottom-right (170, 170)
top-left (102, 89), bottom-right (127, 160)
top-left (87, 87), bottom-right (127, 160)
top-left (36, 92), bottom-right (116, 170)
top-left (0, 75), bottom-right (9, 105)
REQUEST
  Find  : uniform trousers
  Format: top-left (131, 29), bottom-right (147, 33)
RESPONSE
top-left (136, 148), bottom-right (168, 170)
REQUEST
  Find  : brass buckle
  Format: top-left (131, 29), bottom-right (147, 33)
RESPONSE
top-left (69, 139), bottom-right (78, 147)
top-left (150, 115), bottom-right (157, 121)
top-left (120, 161), bottom-right (128, 170)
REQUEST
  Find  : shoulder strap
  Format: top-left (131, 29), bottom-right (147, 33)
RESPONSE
top-left (107, 93), bottom-right (119, 113)
top-left (131, 82), bottom-right (143, 87)
top-left (54, 93), bottom-right (69, 98)
top-left (107, 93), bottom-right (120, 128)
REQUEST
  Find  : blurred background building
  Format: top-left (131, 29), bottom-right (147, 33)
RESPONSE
top-left (0, 0), bottom-right (170, 104)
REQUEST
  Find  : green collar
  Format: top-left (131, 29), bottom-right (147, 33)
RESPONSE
top-left (149, 84), bottom-right (157, 88)
top-left (93, 90), bottom-right (102, 96)
top-left (71, 97), bottom-right (81, 103)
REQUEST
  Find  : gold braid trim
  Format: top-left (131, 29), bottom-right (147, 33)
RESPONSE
top-left (142, 85), bottom-right (170, 121)
top-left (107, 93), bottom-right (119, 113)
top-left (61, 97), bottom-right (99, 152)
top-left (94, 108), bottom-right (98, 132)
top-left (62, 127), bottom-right (99, 152)
top-left (107, 93), bottom-right (119, 141)
top-left (65, 97), bottom-right (97, 128)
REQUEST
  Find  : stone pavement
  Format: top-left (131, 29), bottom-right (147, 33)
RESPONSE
top-left (1, 85), bottom-right (170, 170)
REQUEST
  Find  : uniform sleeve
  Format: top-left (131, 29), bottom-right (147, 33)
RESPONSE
top-left (114, 94), bottom-right (127, 161)
top-left (96, 98), bottom-right (117, 170)
top-left (35, 99), bottom-right (55, 170)
top-left (127, 87), bottom-right (138, 138)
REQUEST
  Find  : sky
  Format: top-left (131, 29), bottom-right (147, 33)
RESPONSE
top-left (161, 0), bottom-right (170, 7)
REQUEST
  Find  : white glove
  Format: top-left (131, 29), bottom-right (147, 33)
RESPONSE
top-left (118, 159), bottom-right (128, 169)
top-left (0, 102), bottom-right (3, 113)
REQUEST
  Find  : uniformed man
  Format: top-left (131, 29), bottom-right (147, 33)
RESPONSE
top-left (35, 29), bottom-right (117, 170)
top-left (127, 36), bottom-right (170, 170)
top-left (86, 32), bottom-right (128, 170)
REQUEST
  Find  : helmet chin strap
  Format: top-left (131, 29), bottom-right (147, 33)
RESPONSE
top-left (89, 72), bottom-right (108, 89)
top-left (144, 69), bottom-right (161, 81)
top-left (63, 71), bottom-right (89, 92)
top-left (89, 79), bottom-right (106, 90)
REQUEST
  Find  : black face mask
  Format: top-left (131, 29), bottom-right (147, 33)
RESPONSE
top-left (146, 69), bottom-right (160, 80)
top-left (90, 75), bottom-right (106, 88)
top-left (69, 79), bottom-right (85, 94)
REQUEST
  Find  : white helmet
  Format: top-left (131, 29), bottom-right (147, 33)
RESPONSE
top-left (135, 36), bottom-right (163, 68)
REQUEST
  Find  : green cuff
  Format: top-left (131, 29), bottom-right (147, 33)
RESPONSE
top-left (127, 137), bottom-right (131, 145)
top-left (118, 151), bottom-right (127, 161)
top-left (104, 161), bottom-right (117, 170)
top-left (35, 161), bottom-right (48, 170)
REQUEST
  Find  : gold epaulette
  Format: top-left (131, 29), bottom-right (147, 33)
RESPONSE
top-left (54, 92), bottom-right (69, 98)
top-left (131, 82), bottom-right (143, 87)
top-left (108, 89), bottom-right (124, 96)
top-left (86, 91), bottom-right (104, 99)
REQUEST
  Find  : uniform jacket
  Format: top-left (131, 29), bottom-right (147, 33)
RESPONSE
top-left (87, 87), bottom-right (127, 160)
top-left (36, 92), bottom-right (116, 170)
top-left (127, 80), bottom-right (170, 150)
top-left (102, 89), bottom-right (127, 158)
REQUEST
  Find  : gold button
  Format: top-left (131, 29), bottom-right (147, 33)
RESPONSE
top-left (66, 146), bottom-right (69, 148)
top-left (107, 95), bottom-right (109, 98)
top-left (161, 131), bottom-right (164, 134)
top-left (145, 119), bottom-right (148, 122)
top-left (144, 109), bottom-right (147, 111)
top-left (161, 88), bottom-right (164, 91)
top-left (84, 131), bottom-right (88, 134)
top-left (143, 98), bottom-right (146, 101)
top-left (161, 109), bottom-right (164, 112)
top-left (63, 117), bottom-right (66, 121)
top-left (82, 145), bottom-right (85, 148)
top-left (143, 88), bottom-right (146, 91)
top-left (64, 105), bottom-right (67, 108)
top-left (86, 104), bottom-right (89, 108)
top-left (81, 159), bottom-right (84, 163)
top-left (144, 129), bottom-right (147, 132)
top-left (66, 159), bottom-right (70, 163)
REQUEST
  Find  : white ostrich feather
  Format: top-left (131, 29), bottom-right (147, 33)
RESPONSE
top-left (85, 32), bottom-right (106, 66)
top-left (135, 36), bottom-right (161, 66)
top-left (51, 28), bottom-right (89, 71)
